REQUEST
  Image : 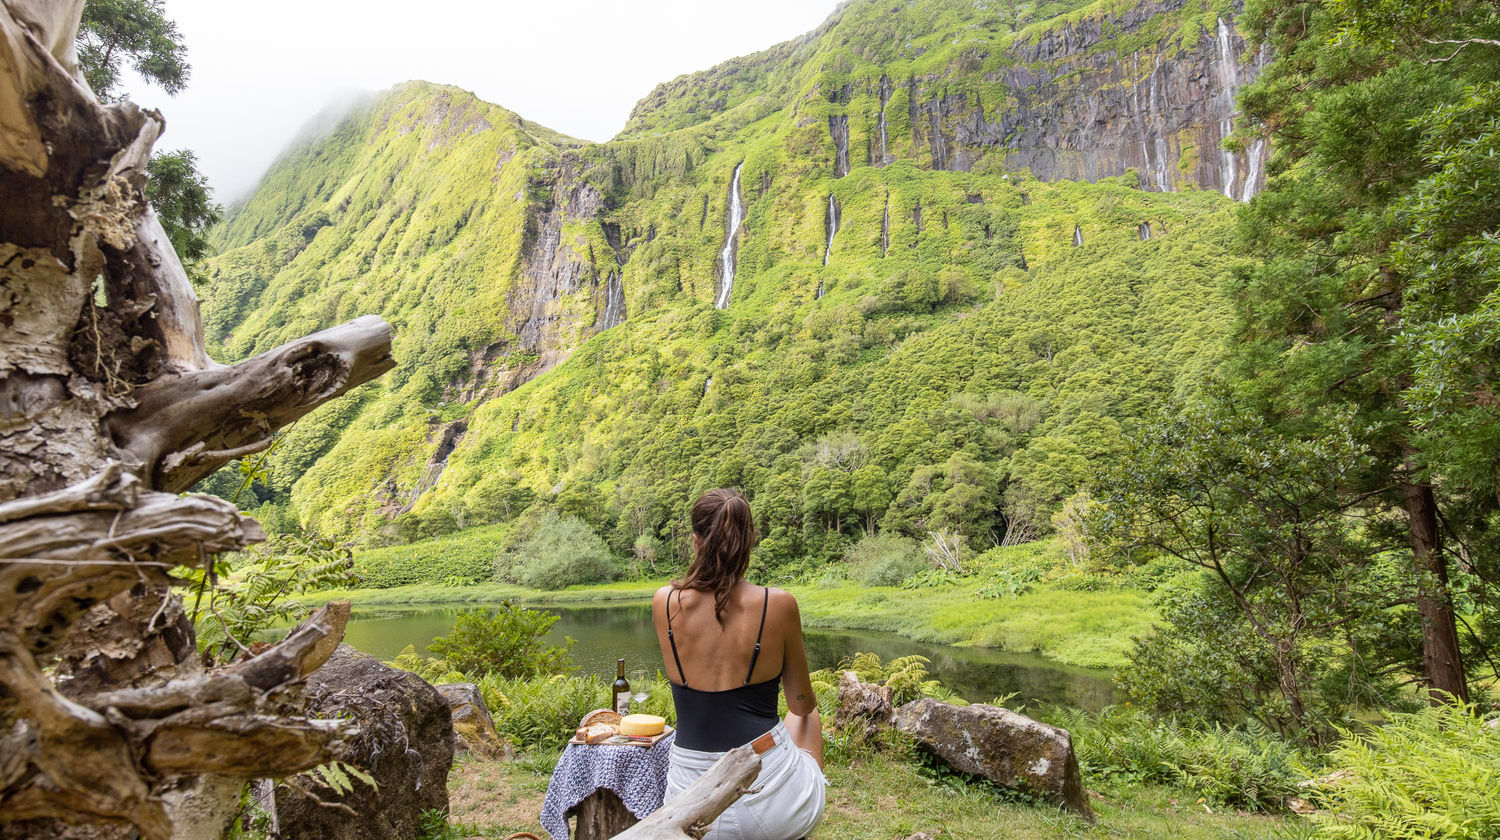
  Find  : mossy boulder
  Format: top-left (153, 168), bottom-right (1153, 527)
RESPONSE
top-left (436, 682), bottom-right (512, 760)
top-left (276, 645), bottom-right (454, 839)
top-left (894, 697), bottom-right (1092, 819)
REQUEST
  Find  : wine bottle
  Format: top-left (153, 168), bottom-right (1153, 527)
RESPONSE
top-left (612, 658), bottom-right (630, 715)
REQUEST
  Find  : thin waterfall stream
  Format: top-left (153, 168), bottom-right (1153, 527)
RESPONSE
top-left (715, 162), bottom-right (746, 309)
top-left (822, 194), bottom-right (839, 267)
top-left (1215, 18), bottom-right (1239, 199)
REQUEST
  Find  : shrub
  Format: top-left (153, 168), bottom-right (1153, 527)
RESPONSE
top-left (1307, 702), bottom-right (1500, 840)
top-left (506, 512), bottom-right (618, 590)
top-left (426, 604), bottom-right (574, 678)
top-left (1047, 705), bottom-right (1307, 811)
top-left (826, 652), bottom-right (962, 706)
top-left (386, 645), bottom-right (467, 685)
top-left (844, 532), bottom-right (923, 586)
top-left (351, 525), bottom-right (507, 589)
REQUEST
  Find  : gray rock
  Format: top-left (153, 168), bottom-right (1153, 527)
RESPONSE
top-left (895, 698), bottom-right (1093, 820)
top-left (276, 645), bottom-right (453, 839)
top-left (437, 682), bottom-right (513, 760)
top-left (833, 670), bottom-right (894, 739)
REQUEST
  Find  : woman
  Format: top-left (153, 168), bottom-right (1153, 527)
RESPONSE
top-left (652, 488), bottom-right (826, 839)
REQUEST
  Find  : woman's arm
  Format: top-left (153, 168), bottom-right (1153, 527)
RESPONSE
top-left (777, 591), bottom-right (823, 766)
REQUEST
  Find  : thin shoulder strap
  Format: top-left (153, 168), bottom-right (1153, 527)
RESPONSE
top-left (744, 586), bottom-right (769, 685)
top-left (666, 587), bottom-right (688, 687)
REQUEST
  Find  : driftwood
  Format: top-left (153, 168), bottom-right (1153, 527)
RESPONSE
top-left (0, 0), bottom-right (394, 837)
top-left (612, 747), bottom-right (761, 840)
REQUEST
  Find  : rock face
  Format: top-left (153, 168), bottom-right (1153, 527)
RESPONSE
top-left (834, 670), bottom-right (894, 739)
top-left (895, 698), bottom-right (1092, 820)
top-left (276, 645), bottom-right (454, 839)
top-left (907, 0), bottom-right (1267, 198)
top-left (436, 682), bottom-right (513, 760)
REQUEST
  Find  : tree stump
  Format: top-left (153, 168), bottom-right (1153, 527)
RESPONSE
top-left (568, 788), bottom-right (637, 839)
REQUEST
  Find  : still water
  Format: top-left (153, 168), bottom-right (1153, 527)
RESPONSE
top-left (342, 602), bottom-right (1119, 712)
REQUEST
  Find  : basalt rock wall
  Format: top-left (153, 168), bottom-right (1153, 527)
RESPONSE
top-left (901, 1), bottom-right (1267, 198)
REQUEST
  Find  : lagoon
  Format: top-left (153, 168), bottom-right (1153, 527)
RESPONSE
top-left (342, 601), bottom-right (1119, 712)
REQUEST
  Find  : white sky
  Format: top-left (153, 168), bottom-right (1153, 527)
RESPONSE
top-left (119, 0), bottom-right (843, 204)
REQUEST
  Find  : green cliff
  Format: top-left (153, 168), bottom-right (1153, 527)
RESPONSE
top-left (201, 0), bottom-right (1256, 568)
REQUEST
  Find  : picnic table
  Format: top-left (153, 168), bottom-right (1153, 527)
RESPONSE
top-left (539, 733), bottom-right (675, 839)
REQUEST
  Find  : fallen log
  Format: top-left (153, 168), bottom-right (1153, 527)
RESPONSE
top-left (612, 747), bottom-right (760, 840)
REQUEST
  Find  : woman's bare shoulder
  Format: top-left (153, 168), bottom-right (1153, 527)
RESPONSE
top-left (764, 586), bottom-right (800, 614)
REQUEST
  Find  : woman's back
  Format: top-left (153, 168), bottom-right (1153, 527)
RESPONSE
top-left (655, 582), bottom-right (786, 690)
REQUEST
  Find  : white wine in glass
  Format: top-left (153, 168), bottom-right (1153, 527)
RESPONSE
top-left (629, 669), bottom-right (649, 707)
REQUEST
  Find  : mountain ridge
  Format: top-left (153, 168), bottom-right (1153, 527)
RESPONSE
top-left (199, 0), bottom-right (1254, 567)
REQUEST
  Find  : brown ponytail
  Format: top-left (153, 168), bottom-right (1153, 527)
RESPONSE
top-left (674, 488), bottom-right (758, 622)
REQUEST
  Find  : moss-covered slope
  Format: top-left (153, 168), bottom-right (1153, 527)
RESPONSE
top-left (200, 0), bottom-right (1252, 568)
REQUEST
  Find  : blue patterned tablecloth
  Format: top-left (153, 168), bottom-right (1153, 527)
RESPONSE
top-left (540, 733), bottom-right (674, 839)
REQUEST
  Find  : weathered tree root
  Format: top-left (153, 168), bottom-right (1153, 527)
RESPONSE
top-left (0, 0), bottom-right (394, 836)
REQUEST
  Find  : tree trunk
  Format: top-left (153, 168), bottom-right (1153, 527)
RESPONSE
top-left (1402, 475), bottom-right (1469, 704)
top-left (0, 2), bottom-right (395, 837)
top-left (612, 747), bottom-right (760, 840)
top-left (569, 788), bottom-right (637, 839)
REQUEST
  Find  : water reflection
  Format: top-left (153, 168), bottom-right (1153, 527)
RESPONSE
top-left (339, 602), bottom-right (1119, 712)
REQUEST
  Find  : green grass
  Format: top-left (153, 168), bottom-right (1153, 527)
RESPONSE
top-left (350, 523), bottom-right (512, 588)
top-left (793, 582), bottom-right (1154, 669)
top-left (445, 746), bottom-right (1286, 839)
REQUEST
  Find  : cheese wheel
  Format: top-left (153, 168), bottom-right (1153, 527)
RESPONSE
top-left (620, 714), bottom-right (666, 737)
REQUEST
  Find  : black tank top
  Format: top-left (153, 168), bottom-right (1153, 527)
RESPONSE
top-left (666, 586), bottom-right (782, 751)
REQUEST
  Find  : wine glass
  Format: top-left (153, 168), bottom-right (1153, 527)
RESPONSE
top-left (629, 668), bottom-right (650, 709)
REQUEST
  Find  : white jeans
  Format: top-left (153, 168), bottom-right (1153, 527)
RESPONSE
top-left (665, 720), bottom-right (827, 840)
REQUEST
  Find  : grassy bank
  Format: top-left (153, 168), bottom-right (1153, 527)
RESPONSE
top-left (445, 749), bottom-right (1284, 840)
top-left (302, 577), bottom-right (1153, 670)
top-left (793, 582), bottom-right (1152, 670)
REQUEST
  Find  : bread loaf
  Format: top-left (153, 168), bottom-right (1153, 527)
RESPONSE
top-left (580, 708), bottom-right (622, 728)
top-left (619, 714), bottom-right (666, 737)
top-left (581, 723), bottom-right (618, 744)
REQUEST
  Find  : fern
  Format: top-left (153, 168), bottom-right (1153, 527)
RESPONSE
top-left (1308, 703), bottom-right (1500, 840)
top-left (308, 760), bottom-right (377, 795)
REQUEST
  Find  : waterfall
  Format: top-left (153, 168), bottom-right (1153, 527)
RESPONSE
top-left (1216, 17), bottom-right (1240, 199)
top-left (1139, 222), bottom-right (1152, 241)
top-left (599, 272), bottom-right (626, 330)
top-left (881, 193), bottom-right (890, 256)
top-left (822, 194), bottom-right (840, 267)
top-left (1240, 139), bottom-right (1265, 202)
top-left (877, 75), bottom-right (893, 164)
top-left (1073, 224), bottom-right (1083, 247)
top-left (1154, 138), bottom-right (1171, 191)
top-left (703, 376), bottom-right (712, 395)
top-left (715, 162), bottom-right (745, 309)
top-left (829, 115), bottom-right (850, 178)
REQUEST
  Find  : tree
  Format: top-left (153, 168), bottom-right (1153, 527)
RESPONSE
top-left (1225, 0), bottom-right (1500, 703)
top-left (77, 0), bottom-right (188, 98)
top-left (1094, 392), bottom-right (1399, 737)
top-left (0, 4), bottom-right (394, 835)
top-left (147, 149), bottom-right (222, 267)
top-left (79, 0), bottom-right (221, 283)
